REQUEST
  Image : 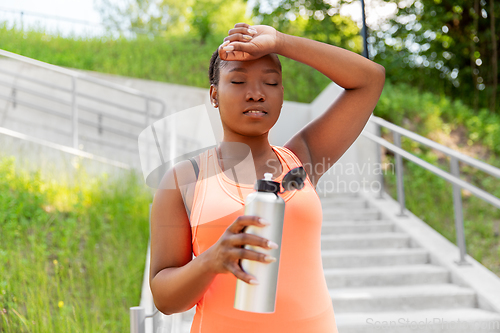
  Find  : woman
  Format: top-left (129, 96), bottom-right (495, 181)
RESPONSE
top-left (150, 22), bottom-right (385, 332)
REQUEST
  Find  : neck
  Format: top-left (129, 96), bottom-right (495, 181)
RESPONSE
top-left (219, 131), bottom-right (273, 161)
top-left (216, 135), bottom-right (282, 181)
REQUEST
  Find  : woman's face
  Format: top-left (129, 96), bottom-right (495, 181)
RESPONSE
top-left (211, 54), bottom-right (284, 138)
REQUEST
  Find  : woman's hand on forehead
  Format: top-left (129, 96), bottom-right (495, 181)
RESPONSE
top-left (218, 23), bottom-right (282, 61)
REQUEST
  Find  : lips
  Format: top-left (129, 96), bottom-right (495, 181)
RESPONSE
top-left (243, 109), bottom-right (267, 118)
top-left (243, 106), bottom-right (267, 114)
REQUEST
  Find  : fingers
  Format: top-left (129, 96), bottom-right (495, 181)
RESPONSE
top-left (227, 25), bottom-right (257, 36)
top-left (209, 215), bottom-right (279, 284)
top-left (227, 261), bottom-right (259, 285)
top-left (225, 248), bottom-right (277, 285)
top-left (233, 22), bottom-right (250, 29)
top-left (230, 231), bottom-right (277, 251)
top-left (223, 33), bottom-right (253, 44)
top-left (228, 215), bottom-right (268, 234)
top-left (218, 24), bottom-right (259, 61)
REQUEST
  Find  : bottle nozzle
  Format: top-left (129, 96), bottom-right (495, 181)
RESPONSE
top-left (263, 173), bottom-right (273, 181)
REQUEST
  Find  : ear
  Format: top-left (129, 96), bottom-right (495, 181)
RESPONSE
top-left (209, 85), bottom-right (218, 108)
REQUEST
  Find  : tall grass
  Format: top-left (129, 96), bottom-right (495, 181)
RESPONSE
top-left (0, 156), bottom-right (153, 332)
top-left (0, 25), bottom-right (330, 104)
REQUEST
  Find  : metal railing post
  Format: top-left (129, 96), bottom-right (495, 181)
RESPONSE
top-left (393, 132), bottom-right (407, 217)
top-left (11, 87), bottom-right (17, 108)
top-left (169, 110), bottom-right (176, 163)
top-left (145, 99), bottom-right (150, 173)
top-left (450, 156), bottom-right (470, 265)
top-left (71, 76), bottom-right (79, 149)
top-left (171, 313), bottom-right (183, 333)
top-left (374, 123), bottom-right (385, 199)
top-left (130, 306), bottom-right (145, 333)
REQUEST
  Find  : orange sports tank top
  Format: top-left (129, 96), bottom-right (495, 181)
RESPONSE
top-left (189, 145), bottom-right (338, 333)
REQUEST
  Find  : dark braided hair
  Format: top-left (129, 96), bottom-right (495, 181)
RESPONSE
top-left (208, 49), bottom-right (229, 87)
top-left (208, 48), bottom-right (282, 87)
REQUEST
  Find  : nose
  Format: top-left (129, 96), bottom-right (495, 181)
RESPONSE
top-left (245, 81), bottom-right (265, 102)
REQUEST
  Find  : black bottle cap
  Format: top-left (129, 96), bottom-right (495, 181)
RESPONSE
top-left (281, 166), bottom-right (306, 192)
top-left (254, 173), bottom-right (280, 194)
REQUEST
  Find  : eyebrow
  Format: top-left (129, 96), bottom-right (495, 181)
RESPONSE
top-left (228, 67), bottom-right (280, 74)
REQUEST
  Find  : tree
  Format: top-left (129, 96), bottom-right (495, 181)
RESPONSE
top-left (190, 0), bottom-right (250, 44)
top-left (95, 0), bottom-right (250, 42)
top-left (95, 0), bottom-right (191, 37)
top-left (248, 0), bottom-right (363, 53)
top-left (249, 0), bottom-right (499, 113)
top-left (370, 0), bottom-right (499, 113)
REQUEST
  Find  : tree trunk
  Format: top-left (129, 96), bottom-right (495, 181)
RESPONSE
top-left (471, 0), bottom-right (480, 112)
top-left (491, 0), bottom-right (498, 113)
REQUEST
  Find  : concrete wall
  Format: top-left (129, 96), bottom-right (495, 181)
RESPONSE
top-left (0, 57), bottom-right (381, 195)
top-left (0, 127), bottom-right (134, 188)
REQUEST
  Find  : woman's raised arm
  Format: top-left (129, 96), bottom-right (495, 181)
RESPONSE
top-left (221, 23), bottom-right (385, 187)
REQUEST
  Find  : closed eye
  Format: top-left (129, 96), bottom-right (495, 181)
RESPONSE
top-left (231, 82), bottom-right (244, 84)
top-left (267, 83), bottom-right (278, 86)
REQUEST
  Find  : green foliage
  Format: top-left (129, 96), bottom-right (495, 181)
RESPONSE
top-left (373, 0), bottom-right (499, 113)
top-left (248, 0), bottom-right (499, 113)
top-left (96, 0), bottom-right (192, 37)
top-left (190, 0), bottom-right (251, 43)
top-left (0, 156), bottom-right (153, 332)
top-left (250, 0), bottom-right (362, 52)
top-left (374, 80), bottom-right (500, 156)
top-left (0, 25), bottom-right (331, 103)
top-left (95, 0), bottom-right (251, 42)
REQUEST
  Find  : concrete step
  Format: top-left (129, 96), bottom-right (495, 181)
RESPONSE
top-left (182, 321), bottom-right (191, 333)
top-left (323, 208), bottom-right (381, 221)
top-left (318, 191), bottom-right (361, 199)
top-left (335, 308), bottom-right (500, 333)
top-left (177, 307), bottom-right (500, 333)
top-left (324, 264), bottom-right (449, 288)
top-left (321, 248), bottom-right (429, 269)
top-left (320, 196), bottom-right (370, 209)
top-left (321, 232), bottom-right (411, 250)
top-left (322, 220), bottom-right (394, 234)
top-left (329, 284), bottom-right (476, 313)
top-left (321, 218), bottom-right (392, 224)
top-left (181, 307), bottom-right (195, 324)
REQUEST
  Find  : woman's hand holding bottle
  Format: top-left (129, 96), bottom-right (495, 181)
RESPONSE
top-left (204, 216), bottom-right (278, 285)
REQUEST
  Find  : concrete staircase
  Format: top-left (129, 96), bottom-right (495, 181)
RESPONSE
top-left (3, 52), bottom-right (499, 333)
top-left (162, 191), bottom-right (500, 333)
top-left (322, 191), bottom-right (500, 333)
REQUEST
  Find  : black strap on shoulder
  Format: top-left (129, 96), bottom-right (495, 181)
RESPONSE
top-left (188, 157), bottom-right (199, 180)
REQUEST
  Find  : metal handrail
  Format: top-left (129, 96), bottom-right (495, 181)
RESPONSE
top-left (0, 93), bottom-right (144, 140)
top-left (370, 116), bottom-right (500, 178)
top-left (364, 115), bottom-right (500, 265)
top-left (0, 48), bottom-right (166, 155)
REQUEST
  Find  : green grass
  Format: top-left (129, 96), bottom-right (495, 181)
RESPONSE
top-left (0, 155), bottom-right (153, 332)
top-left (0, 25), bottom-right (330, 104)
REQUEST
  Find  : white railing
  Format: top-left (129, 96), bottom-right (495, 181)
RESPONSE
top-left (0, 48), bottom-right (166, 163)
top-left (363, 115), bottom-right (500, 265)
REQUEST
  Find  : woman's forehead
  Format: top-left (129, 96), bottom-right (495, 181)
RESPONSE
top-left (221, 55), bottom-right (281, 74)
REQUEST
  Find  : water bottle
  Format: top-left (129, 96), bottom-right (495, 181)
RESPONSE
top-left (234, 167), bottom-right (307, 313)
